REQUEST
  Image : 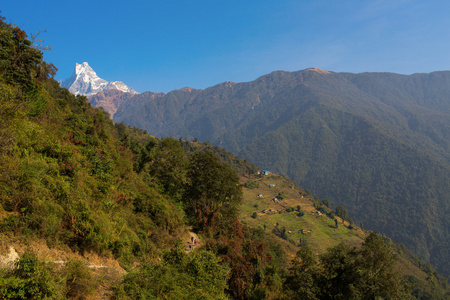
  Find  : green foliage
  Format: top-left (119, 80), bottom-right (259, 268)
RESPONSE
top-left (185, 151), bottom-right (243, 232)
top-left (392, 242), bottom-right (449, 294)
top-left (180, 139), bottom-right (260, 176)
top-left (186, 250), bottom-right (230, 295)
top-left (327, 211), bottom-right (335, 219)
top-left (285, 207), bottom-right (295, 212)
top-left (115, 247), bottom-right (229, 299)
top-left (284, 246), bottom-right (320, 299)
top-left (0, 251), bottom-right (103, 300)
top-left (352, 233), bottom-right (406, 299)
top-left (63, 259), bottom-right (98, 299)
top-left (284, 233), bottom-right (410, 299)
top-left (136, 137), bottom-right (188, 201)
top-left (244, 180), bottom-right (259, 189)
top-left (0, 250), bottom-right (59, 299)
top-left (293, 205), bottom-right (305, 217)
top-left (0, 16), bottom-right (42, 92)
top-left (0, 15), bottom-right (185, 265)
top-left (202, 221), bottom-right (277, 299)
top-left (319, 242), bottom-right (358, 299)
top-left (272, 226), bottom-right (296, 245)
top-left (335, 205), bottom-right (348, 222)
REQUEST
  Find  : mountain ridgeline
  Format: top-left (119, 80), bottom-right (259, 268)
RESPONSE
top-left (114, 68), bottom-right (450, 276)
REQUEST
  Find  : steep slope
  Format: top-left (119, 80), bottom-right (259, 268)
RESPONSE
top-left (88, 89), bottom-right (136, 119)
top-left (238, 173), bottom-right (450, 297)
top-left (114, 68), bottom-right (450, 275)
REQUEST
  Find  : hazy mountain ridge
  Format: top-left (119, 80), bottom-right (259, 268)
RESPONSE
top-left (88, 89), bottom-right (135, 119)
top-left (114, 68), bottom-right (450, 275)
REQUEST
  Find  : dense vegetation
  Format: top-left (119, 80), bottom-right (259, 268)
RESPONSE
top-left (0, 15), bottom-right (449, 299)
top-left (114, 66), bottom-right (450, 276)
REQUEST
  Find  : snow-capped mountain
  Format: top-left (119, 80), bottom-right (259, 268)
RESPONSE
top-left (61, 62), bottom-right (138, 96)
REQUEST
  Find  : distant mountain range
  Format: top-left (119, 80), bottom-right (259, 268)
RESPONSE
top-left (96, 68), bottom-right (449, 276)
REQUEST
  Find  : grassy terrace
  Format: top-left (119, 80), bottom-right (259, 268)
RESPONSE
top-left (238, 173), bottom-right (431, 284)
top-left (240, 173), bottom-right (367, 256)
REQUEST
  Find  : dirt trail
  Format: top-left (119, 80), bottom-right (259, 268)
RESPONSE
top-left (184, 227), bottom-right (200, 253)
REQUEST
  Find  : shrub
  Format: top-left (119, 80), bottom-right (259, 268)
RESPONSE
top-left (244, 181), bottom-right (259, 189)
top-left (321, 198), bottom-right (330, 207)
top-left (327, 211), bottom-right (335, 219)
top-left (0, 250), bottom-right (60, 299)
top-left (298, 238), bottom-right (308, 247)
top-left (317, 206), bottom-right (327, 214)
top-left (63, 259), bottom-right (98, 299)
top-left (115, 248), bottom-right (229, 299)
top-left (272, 226), bottom-right (288, 240)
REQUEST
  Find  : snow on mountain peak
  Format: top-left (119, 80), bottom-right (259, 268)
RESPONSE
top-left (75, 62), bottom-right (94, 76)
top-left (61, 62), bottom-right (138, 96)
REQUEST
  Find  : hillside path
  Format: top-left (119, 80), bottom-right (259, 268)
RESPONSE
top-left (184, 227), bottom-right (200, 253)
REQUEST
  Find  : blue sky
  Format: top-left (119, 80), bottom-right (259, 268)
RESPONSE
top-left (3, 0), bottom-right (450, 93)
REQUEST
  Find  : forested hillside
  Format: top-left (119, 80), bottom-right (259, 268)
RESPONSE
top-left (114, 67), bottom-right (450, 276)
top-left (1, 15), bottom-right (449, 299)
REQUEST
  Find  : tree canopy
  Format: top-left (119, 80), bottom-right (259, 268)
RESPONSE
top-left (285, 233), bottom-right (408, 299)
top-left (185, 150), bottom-right (243, 231)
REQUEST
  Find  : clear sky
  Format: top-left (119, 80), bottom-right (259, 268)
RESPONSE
top-left (3, 0), bottom-right (450, 93)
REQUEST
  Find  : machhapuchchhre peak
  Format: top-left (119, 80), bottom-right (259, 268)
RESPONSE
top-left (61, 62), bottom-right (138, 97)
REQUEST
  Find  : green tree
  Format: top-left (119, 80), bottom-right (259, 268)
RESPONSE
top-left (335, 205), bottom-right (348, 222)
top-left (284, 246), bottom-right (320, 299)
top-left (187, 250), bottom-right (230, 295)
top-left (320, 243), bottom-right (358, 299)
top-left (319, 233), bottom-right (408, 299)
top-left (185, 151), bottom-right (243, 231)
top-left (147, 137), bottom-right (188, 201)
top-left (353, 232), bottom-right (406, 299)
top-left (0, 16), bottom-right (43, 91)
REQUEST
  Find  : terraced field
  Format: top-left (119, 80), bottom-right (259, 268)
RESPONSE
top-left (240, 173), bottom-right (368, 255)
